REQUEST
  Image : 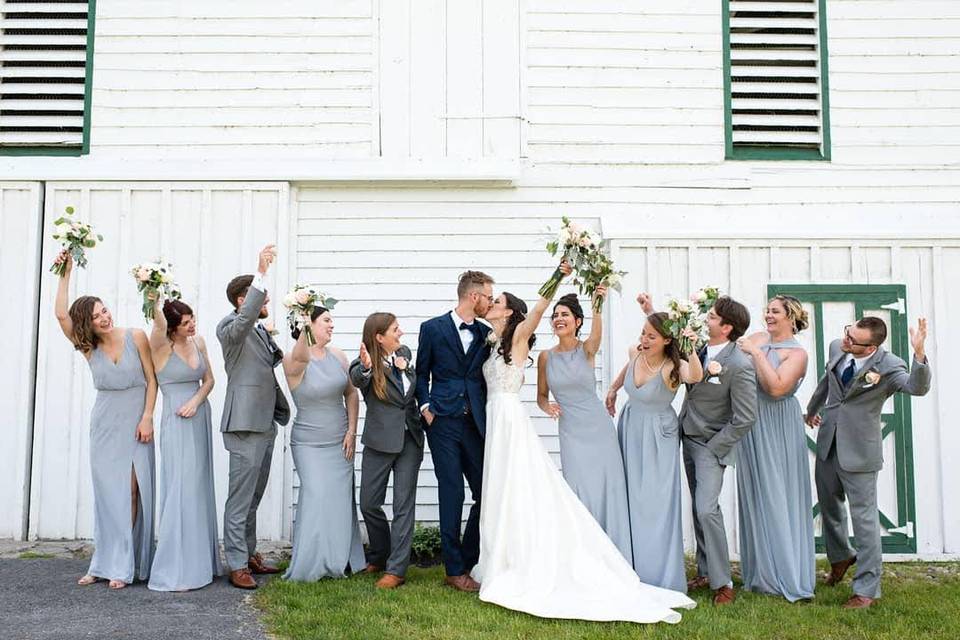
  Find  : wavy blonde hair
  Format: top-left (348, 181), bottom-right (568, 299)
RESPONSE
top-left (770, 294), bottom-right (809, 334)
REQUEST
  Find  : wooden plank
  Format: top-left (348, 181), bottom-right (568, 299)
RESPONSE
top-left (408, 0), bottom-right (447, 159)
top-left (377, 0), bottom-right (412, 158)
top-left (481, 0), bottom-right (521, 160)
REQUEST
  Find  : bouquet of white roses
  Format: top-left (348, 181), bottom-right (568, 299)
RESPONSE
top-left (690, 285), bottom-right (721, 315)
top-left (131, 261), bottom-right (182, 322)
top-left (282, 284), bottom-right (338, 346)
top-left (540, 216), bottom-right (626, 312)
top-left (50, 206), bottom-right (103, 276)
top-left (662, 297), bottom-right (707, 356)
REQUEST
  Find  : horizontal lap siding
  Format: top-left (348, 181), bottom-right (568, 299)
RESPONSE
top-left (90, 1), bottom-right (375, 158)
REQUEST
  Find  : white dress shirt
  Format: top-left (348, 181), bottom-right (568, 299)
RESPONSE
top-left (706, 341), bottom-right (730, 362)
top-left (839, 352), bottom-right (874, 375)
top-left (451, 309), bottom-right (475, 353)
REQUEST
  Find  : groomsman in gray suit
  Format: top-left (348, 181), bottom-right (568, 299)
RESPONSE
top-left (217, 244), bottom-right (291, 589)
top-left (806, 316), bottom-right (930, 609)
top-left (680, 296), bottom-right (757, 605)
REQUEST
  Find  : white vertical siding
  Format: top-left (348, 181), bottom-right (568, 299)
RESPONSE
top-left (0, 183), bottom-right (43, 539)
top-left (29, 182), bottom-right (290, 540)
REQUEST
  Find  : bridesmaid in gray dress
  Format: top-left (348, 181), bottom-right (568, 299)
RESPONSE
top-left (148, 297), bottom-right (222, 591)
top-left (736, 295), bottom-right (815, 601)
top-left (606, 309), bottom-right (703, 592)
top-left (53, 251), bottom-right (158, 589)
top-left (282, 305), bottom-right (365, 581)
top-left (537, 290), bottom-right (632, 561)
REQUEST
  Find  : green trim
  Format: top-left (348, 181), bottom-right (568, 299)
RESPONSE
top-left (723, 0), bottom-right (831, 161)
top-left (768, 284), bottom-right (917, 554)
top-left (0, 1), bottom-right (96, 157)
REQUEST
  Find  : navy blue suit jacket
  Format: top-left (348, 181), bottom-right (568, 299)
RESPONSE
top-left (415, 312), bottom-right (491, 436)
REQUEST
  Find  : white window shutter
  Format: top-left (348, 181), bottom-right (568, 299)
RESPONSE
top-left (0, 1), bottom-right (90, 148)
top-left (729, 0), bottom-right (824, 151)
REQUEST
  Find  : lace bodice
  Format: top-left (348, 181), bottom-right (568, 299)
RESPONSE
top-left (483, 341), bottom-right (525, 394)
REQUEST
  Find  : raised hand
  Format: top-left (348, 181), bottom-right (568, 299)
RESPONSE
top-left (592, 284), bottom-right (608, 307)
top-left (737, 335), bottom-right (760, 357)
top-left (53, 249), bottom-right (73, 277)
top-left (637, 292), bottom-right (654, 315)
top-left (359, 341), bottom-right (373, 370)
top-left (559, 258), bottom-right (573, 277)
top-left (257, 244), bottom-right (277, 275)
top-left (909, 318), bottom-right (927, 360)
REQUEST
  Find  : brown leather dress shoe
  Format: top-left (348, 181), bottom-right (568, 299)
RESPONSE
top-left (713, 585), bottom-right (736, 605)
top-left (444, 574), bottom-right (481, 593)
top-left (229, 568), bottom-right (257, 590)
top-left (687, 575), bottom-right (710, 591)
top-left (248, 553), bottom-right (280, 575)
top-left (362, 563), bottom-right (384, 574)
top-left (824, 556), bottom-right (857, 586)
top-left (375, 573), bottom-right (406, 589)
top-left (842, 595), bottom-right (875, 609)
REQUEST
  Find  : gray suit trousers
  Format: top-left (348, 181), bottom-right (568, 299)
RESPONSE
top-left (222, 429), bottom-right (276, 572)
top-left (359, 431), bottom-right (423, 577)
top-left (683, 436), bottom-right (732, 589)
top-left (815, 439), bottom-right (882, 598)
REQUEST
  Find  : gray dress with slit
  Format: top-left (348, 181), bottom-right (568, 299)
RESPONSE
top-left (85, 330), bottom-right (155, 583)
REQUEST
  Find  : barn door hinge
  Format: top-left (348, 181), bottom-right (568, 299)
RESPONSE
top-left (888, 521), bottom-right (914, 538)
top-left (881, 298), bottom-right (905, 314)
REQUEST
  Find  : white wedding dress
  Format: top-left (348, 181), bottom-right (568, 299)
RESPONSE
top-left (471, 344), bottom-right (696, 623)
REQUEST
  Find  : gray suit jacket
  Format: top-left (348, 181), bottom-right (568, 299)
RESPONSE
top-left (350, 345), bottom-right (423, 454)
top-left (680, 342), bottom-right (758, 466)
top-left (216, 285), bottom-right (290, 433)
top-left (807, 339), bottom-right (931, 473)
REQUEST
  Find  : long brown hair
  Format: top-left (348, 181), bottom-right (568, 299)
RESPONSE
top-left (498, 293), bottom-right (535, 366)
top-left (647, 312), bottom-right (682, 389)
top-left (68, 295), bottom-right (104, 354)
top-left (361, 312), bottom-right (397, 401)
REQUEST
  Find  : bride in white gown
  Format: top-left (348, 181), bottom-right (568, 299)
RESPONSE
top-left (471, 266), bottom-right (696, 624)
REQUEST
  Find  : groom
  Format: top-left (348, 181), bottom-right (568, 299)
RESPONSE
top-left (806, 316), bottom-right (930, 609)
top-left (217, 244), bottom-right (290, 589)
top-left (415, 270), bottom-right (495, 592)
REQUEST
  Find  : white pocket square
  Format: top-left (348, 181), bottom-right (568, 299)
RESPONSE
top-left (707, 377), bottom-right (722, 385)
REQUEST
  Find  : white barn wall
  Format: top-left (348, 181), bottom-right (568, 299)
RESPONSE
top-left (29, 182), bottom-right (291, 541)
top-left (0, 183), bottom-right (43, 539)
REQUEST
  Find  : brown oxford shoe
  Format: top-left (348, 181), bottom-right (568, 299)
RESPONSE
top-left (842, 595), bottom-right (875, 609)
top-left (444, 574), bottom-right (480, 593)
top-left (248, 553), bottom-right (280, 575)
top-left (375, 573), bottom-right (406, 589)
top-left (687, 575), bottom-right (711, 591)
top-left (713, 585), bottom-right (736, 605)
top-left (824, 556), bottom-right (857, 586)
top-left (362, 563), bottom-right (384, 574)
top-left (229, 568), bottom-right (257, 590)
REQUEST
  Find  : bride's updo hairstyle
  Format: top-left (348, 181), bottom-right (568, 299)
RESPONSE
top-left (162, 299), bottom-right (193, 340)
top-left (498, 292), bottom-right (535, 366)
top-left (552, 293), bottom-right (584, 336)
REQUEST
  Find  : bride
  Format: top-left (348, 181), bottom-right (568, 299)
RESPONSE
top-left (470, 263), bottom-right (695, 624)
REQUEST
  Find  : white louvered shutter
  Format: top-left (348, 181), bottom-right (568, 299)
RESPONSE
top-left (0, 0), bottom-right (90, 148)
top-left (728, 0), bottom-right (824, 151)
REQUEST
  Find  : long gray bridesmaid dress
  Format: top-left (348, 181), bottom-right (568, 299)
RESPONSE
top-left (736, 339), bottom-right (815, 601)
top-left (547, 344), bottom-right (632, 562)
top-left (86, 330), bottom-right (155, 583)
top-left (148, 343), bottom-right (223, 591)
top-left (617, 357), bottom-right (686, 593)
top-left (284, 353), bottom-right (365, 581)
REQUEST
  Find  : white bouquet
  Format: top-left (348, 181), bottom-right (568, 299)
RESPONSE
top-left (131, 261), bottom-right (182, 322)
top-left (282, 284), bottom-right (338, 346)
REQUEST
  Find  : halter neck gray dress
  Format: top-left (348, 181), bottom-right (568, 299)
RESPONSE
top-left (547, 344), bottom-right (632, 562)
top-left (284, 353), bottom-right (365, 581)
top-left (85, 330), bottom-right (155, 583)
top-left (736, 339), bottom-right (816, 601)
top-left (617, 357), bottom-right (686, 593)
top-left (149, 344), bottom-right (222, 591)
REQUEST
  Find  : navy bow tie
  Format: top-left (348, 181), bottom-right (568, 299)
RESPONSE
top-left (459, 321), bottom-right (478, 335)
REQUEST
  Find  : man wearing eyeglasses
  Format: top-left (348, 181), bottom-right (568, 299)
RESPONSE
top-left (805, 316), bottom-right (930, 609)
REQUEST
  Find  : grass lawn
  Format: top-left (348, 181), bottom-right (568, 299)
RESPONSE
top-left (255, 561), bottom-right (960, 640)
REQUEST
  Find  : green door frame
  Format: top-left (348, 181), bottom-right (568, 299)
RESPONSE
top-left (768, 284), bottom-right (916, 553)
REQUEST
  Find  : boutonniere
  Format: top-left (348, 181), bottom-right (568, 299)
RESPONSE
top-left (486, 332), bottom-right (499, 347)
top-left (394, 356), bottom-right (409, 372)
top-left (705, 360), bottom-right (723, 384)
top-left (863, 369), bottom-right (882, 387)
top-left (262, 321), bottom-right (280, 337)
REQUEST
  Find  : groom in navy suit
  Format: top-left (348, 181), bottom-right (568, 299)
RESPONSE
top-left (415, 270), bottom-right (495, 592)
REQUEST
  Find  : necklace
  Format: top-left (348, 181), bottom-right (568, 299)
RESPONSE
top-left (640, 353), bottom-right (665, 373)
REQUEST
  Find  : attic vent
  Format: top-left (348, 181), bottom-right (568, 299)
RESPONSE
top-left (0, 0), bottom-right (92, 152)
top-left (725, 0), bottom-right (830, 159)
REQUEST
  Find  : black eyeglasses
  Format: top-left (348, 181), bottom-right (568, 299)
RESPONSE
top-left (843, 325), bottom-right (876, 348)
